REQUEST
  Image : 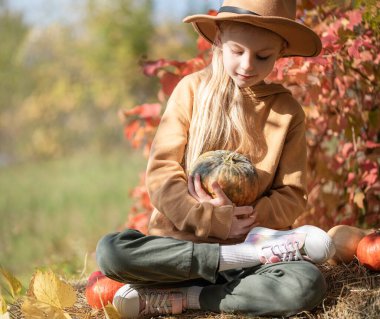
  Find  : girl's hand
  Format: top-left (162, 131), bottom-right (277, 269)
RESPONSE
top-left (188, 174), bottom-right (232, 206)
top-left (228, 209), bottom-right (258, 239)
top-left (188, 174), bottom-right (256, 238)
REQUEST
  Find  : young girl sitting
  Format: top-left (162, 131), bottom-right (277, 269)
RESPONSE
top-left (96, 0), bottom-right (336, 317)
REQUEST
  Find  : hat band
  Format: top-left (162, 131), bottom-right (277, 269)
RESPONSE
top-left (218, 6), bottom-right (260, 16)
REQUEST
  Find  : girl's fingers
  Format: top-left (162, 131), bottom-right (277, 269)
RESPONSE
top-left (240, 216), bottom-right (256, 228)
top-left (194, 174), bottom-right (212, 199)
top-left (188, 175), bottom-right (199, 200)
top-left (229, 216), bottom-right (257, 238)
top-left (211, 181), bottom-right (228, 200)
top-left (206, 182), bottom-right (231, 206)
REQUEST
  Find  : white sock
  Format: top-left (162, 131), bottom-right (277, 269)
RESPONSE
top-left (219, 243), bottom-right (261, 272)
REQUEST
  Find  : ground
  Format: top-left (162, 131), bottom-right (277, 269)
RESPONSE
top-left (9, 261), bottom-right (380, 319)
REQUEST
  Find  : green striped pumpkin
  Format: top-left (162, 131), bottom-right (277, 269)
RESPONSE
top-left (189, 150), bottom-right (258, 206)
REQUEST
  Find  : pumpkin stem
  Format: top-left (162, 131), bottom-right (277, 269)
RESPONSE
top-left (223, 152), bottom-right (237, 165)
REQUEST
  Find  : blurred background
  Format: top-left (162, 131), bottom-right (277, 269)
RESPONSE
top-left (0, 0), bottom-right (220, 284)
top-left (2, 0), bottom-right (379, 288)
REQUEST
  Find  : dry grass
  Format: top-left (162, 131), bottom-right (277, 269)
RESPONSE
top-left (9, 261), bottom-right (379, 319)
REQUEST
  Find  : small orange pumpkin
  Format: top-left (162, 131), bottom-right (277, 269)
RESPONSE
top-left (327, 225), bottom-right (373, 265)
top-left (85, 270), bottom-right (125, 309)
top-left (356, 230), bottom-right (380, 271)
top-left (189, 150), bottom-right (258, 206)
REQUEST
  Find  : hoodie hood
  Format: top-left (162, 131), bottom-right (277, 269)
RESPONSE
top-left (240, 81), bottom-right (291, 99)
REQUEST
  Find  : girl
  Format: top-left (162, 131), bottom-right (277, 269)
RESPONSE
top-left (96, 1), bottom-right (336, 318)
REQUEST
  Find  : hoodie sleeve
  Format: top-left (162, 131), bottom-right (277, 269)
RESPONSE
top-left (252, 103), bottom-right (308, 229)
top-left (146, 74), bottom-right (234, 240)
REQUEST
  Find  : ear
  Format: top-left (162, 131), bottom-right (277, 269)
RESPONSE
top-left (214, 25), bottom-right (222, 47)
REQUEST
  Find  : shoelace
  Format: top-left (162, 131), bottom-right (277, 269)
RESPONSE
top-left (261, 240), bottom-right (304, 263)
top-left (140, 292), bottom-right (182, 315)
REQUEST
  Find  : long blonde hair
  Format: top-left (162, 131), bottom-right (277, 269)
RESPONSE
top-left (185, 22), bottom-right (262, 172)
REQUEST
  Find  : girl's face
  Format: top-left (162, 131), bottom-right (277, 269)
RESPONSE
top-left (219, 23), bottom-right (284, 88)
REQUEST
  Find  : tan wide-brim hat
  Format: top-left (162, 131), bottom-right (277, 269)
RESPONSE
top-left (183, 0), bottom-right (322, 57)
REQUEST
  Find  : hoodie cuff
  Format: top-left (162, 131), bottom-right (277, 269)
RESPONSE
top-left (208, 205), bottom-right (234, 240)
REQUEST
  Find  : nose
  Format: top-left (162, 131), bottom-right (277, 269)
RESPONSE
top-left (240, 53), bottom-right (255, 72)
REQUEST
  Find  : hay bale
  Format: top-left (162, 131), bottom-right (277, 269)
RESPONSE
top-left (8, 262), bottom-right (380, 319)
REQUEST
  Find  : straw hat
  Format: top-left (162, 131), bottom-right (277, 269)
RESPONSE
top-left (183, 0), bottom-right (322, 57)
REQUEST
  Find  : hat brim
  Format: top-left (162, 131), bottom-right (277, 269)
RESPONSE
top-left (183, 14), bottom-right (322, 57)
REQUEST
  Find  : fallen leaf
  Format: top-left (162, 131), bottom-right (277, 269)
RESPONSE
top-left (0, 294), bottom-right (7, 314)
top-left (0, 267), bottom-right (22, 300)
top-left (103, 304), bottom-right (121, 319)
top-left (22, 297), bottom-right (71, 319)
top-left (0, 310), bottom-right (10, 319)
top-left (31, 269), bottom-right (76, 309)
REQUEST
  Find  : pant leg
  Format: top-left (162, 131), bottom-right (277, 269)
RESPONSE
top-left (200, 261), bottom-right (326, 317)
top-left (96, 228), bottom-right (220, 285)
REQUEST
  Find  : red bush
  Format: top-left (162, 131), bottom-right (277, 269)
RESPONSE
top-left (121, 4), bottom-right (379, 233)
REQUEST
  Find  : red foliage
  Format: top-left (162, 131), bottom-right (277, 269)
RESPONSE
top-left (122, 3), bottom-right (380, 232)
top-left (120, 103), bottom-right (161, 156)
top-left (126, 211), bottom-right (150, 234)
top-left (267, 5), bottom-right (380, 229)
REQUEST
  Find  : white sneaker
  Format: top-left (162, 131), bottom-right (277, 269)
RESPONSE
top-left (113, 284), bottom-right (185, 319)
top-left (244, 225), bottom-right (336, 264)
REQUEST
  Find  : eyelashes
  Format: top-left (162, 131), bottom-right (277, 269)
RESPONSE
top-left (256, 55), bottom-right (270, 61)
top-left (231, 50), bottom-right (271, 61)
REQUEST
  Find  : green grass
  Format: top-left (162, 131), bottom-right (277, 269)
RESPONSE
top-left (0, 149), bottom-right (147, 285)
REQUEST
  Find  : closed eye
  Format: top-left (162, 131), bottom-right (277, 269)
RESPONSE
top-left (256, 55), bottom-right (270, 60)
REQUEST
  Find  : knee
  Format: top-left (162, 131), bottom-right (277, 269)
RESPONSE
top-left (95, 229), bottom-right (147, 283)
top-left (95, 232), bottom-right (122, 276)
top-left (96, 230), bottom-right (140, 276)
top-left (253, 262), bottom-right (326, 316)
top-left (288, 262), bottom-right (327, 312)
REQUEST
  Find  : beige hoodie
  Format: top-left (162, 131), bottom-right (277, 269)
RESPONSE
top-left (146, 71), bottom-right (307, 245)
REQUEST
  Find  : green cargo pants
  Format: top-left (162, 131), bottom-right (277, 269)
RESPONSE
top-left (96, 229), bottom-right (327, 317)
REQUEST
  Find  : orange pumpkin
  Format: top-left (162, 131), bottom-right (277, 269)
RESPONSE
top-left (357, 230), bottom-right (380, 271)
top-left (189, 150), bottom-right (258, 206)
top-left (327, 225), bottom-right (373, 265)
top-left (85, 270), bottom-right (125, 309)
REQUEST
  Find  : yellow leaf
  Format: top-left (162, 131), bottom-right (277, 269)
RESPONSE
top-left (104, 304), bottom-right (121, 319)
top-left (21, 297), bottom-right (69, 319)
top-left (32, 270), bottom-right (76, 309)
top-left (0, 267), bottom-right (22, 300)
top-left (354, 191), bottom-right (365, 209)
top-left (0, 294), bottom-right (7, 314)
top-left (0, 311), bottom-right (10, 319)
